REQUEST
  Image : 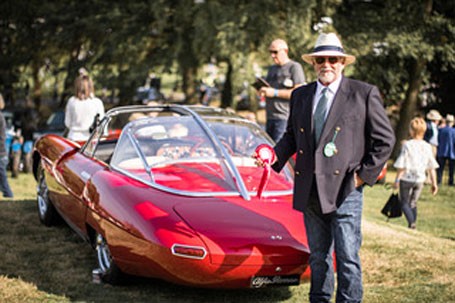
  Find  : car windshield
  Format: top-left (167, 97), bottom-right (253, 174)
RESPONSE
top-left (98, 106), bottom-right (293, 199)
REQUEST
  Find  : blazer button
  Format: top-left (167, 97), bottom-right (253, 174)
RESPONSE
top-left (334, 170), bottom-right (340, 175)
top-left (300, 128), bottom-right (304, 133)
top-left (295, 171), bottom-right (300, 176)
top-left (299, 149), bottom-right (304, 154)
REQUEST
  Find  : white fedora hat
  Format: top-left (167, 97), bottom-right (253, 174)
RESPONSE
top-left (302, 33), bottom-right (356, 65)
top-left (426, 109), bottom-right (442, 121)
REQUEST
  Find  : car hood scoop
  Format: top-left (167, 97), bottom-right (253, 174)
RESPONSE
top-left (173, 201), bottom-right (308, 265)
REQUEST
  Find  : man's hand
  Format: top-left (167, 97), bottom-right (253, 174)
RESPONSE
top-left (259, 87), bottom-right (274, 98)
top-left (354, 173), bottom-right (365, 188)
top-left (253, 144), bottom-right (276, 167)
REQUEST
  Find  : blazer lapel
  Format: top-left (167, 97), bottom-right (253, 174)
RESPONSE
top-left (304, 83), bottom-right (317, 150)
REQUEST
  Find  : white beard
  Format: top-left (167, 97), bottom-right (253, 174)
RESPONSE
top-left (318, 69), bottom-right (336, 85)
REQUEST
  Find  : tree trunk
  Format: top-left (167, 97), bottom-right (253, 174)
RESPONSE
top-left (391, 0), bottom-right (433, 159)
top-left (176, 24), bottom-right (199, 105)
top-left (221, 59), bottom-right (233, 109)
top-left (392, 58), bottom-right (426, 158)
top-left (60, 45), bottom-right (82, 107)
top-left (181, 65), bottom-right (197, 105)
top-left (31, 62), bottom-right (42, 109)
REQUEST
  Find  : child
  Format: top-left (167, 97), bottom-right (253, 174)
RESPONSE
top-left (393, 117), bottom-right (438, 229)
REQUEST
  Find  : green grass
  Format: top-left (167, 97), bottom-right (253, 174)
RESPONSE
top-left (0, 172), bottom-right (454, 302)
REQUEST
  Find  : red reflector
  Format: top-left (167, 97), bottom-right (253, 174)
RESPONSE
top-left (171, 244), bottom-right (207, 259)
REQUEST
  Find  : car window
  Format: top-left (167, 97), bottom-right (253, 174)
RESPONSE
top-left (86, 105), bottom-right (293, 197)
top-left (110, 115), bottom-right (239, 193)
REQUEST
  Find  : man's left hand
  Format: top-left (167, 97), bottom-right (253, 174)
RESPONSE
top-left (354, 173), bottom-right (365, 187)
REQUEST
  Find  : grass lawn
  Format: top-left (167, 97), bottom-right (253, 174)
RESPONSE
top-left (1, 172), bottom-right (454, 303)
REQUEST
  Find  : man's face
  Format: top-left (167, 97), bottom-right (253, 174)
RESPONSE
top-left (312, 56), bottom-right (345, 85)
top-left (269, 42), bottom-right (288, 66)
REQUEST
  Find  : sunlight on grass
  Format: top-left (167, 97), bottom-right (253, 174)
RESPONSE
top-left (0, 276), bottom-right (68, 303)
top-left (5, 173), bottom-right (36, 201)
top-left (0, 171), bottom-right (454, 302)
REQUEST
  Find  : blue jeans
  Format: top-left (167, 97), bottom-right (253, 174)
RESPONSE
top-left (266, 119), bottom-right (287, 142)
top-left (0, 156), bottom-right (13, 198)
top-left (304, 186), bottom-right (363, 303)
top-left (399, 180), bottom-right (423, 227)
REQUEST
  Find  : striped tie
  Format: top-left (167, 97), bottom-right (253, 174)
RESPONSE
top-left (314, 88), bottom-right (329, 144)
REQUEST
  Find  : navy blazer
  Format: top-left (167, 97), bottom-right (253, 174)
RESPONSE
top-left (437, 126), bottom-right (455, 159)
top-left (272, 77), bottom-right (395, 214)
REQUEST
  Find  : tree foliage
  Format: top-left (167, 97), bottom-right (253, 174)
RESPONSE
top-left (334, 0), bottom-right (454, 157)
top-left (0, 0), bottom-right (453, 148)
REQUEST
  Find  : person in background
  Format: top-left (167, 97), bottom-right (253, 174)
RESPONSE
top-left (0, 93), bottom-right (14, 198)
top-left (393, 117), bottom-right (438, 229)
top-left (64, 70), bottom-right (105, 141)
top-left (256, 33), bottom-right (395, 303)
top-left (259, 39), bottom-right (306, 142)
top-left (436, 114), bottom-right (455, 185)
top-left (423, 109), bottom-right (442, 156)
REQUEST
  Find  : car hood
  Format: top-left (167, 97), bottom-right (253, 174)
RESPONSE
top-left (173, 200), bottom-right (309, 266)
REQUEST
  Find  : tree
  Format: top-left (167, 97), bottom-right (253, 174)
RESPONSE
top-left (334, 0), bottom-right (455, 158)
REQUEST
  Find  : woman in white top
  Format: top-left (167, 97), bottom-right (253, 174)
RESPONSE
top-left (393, 117), bottom-right (439, 229)
top-left (64, 73), bottom-right (105, 141)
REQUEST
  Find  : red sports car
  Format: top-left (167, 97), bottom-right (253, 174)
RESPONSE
top-left (33, 105), bottom-right (310, 288)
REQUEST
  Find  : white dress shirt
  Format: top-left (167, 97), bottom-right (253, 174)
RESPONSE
top-left (312, 76), bottom-right (343, 120)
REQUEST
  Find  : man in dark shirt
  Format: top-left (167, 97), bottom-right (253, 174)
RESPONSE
top-left (259, 39), bottom-right (306, 142)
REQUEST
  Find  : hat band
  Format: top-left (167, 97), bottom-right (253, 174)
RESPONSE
top-left (313, 45), bottom-right (345, 53)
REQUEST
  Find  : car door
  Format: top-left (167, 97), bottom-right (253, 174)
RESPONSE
top-left (53, 150), bottom-right (106, 236)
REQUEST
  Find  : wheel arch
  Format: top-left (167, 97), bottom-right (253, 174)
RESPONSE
top-left (32, 151), bottom-right (41, 181)
top-left (86, 223), bottom-right (97, 249)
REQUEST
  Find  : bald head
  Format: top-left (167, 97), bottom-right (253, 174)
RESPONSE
top-left (269, 39), bottom-right (290, 66)
top-left (270, 39), bottom-right (288, 50)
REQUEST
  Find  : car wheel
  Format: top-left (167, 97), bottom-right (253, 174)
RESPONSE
top-left (95, 233), bottom-right (123, 284)
top-left (37, 163), bottom-right (58, 226)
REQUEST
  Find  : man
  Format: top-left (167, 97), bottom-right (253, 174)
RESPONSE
top-left (0, 93), bottom-right (13, 198)
top-left (259, 39), bottom-right (306, 142)
top-left (424, 109), bottom-right (442, 156)
top-left (265, 33), bottom-right (395, 302)
top-left (436, 114), bottom-right (455, 185)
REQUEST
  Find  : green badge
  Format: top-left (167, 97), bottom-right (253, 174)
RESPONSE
top-left (324, 142), bottom-right (337, 157)
top-left (323, 127), bottom-right (340, 158)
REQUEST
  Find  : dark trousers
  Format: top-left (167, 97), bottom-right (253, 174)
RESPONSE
top-left (0, 155), bottom-right (13, 198)
top-left (436, 157), bottom-right (454, 185)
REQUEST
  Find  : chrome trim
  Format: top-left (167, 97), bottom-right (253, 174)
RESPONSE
top-left (104, 104), bottom-right (292, 200)
top-left (171, 243), bottom-right (207, 260)
top-left (183, 106), bottom-right (251, 201)
top-left (111, 164), bottom-right (293, 198)
top-left (126, 129), bottom-right (155, 182)
top-left (111, 165), bottom-right (239, 197)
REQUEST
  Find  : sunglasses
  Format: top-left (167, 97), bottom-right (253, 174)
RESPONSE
top-left (314, 57), bottom-right (342, 64)
top-left (269, 49), bottom-right (281, 55)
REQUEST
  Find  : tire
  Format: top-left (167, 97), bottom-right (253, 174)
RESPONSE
top-left (37, 163), bottom-right (58, 226)
top-left (95, 233), bottom-right (123, 284)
